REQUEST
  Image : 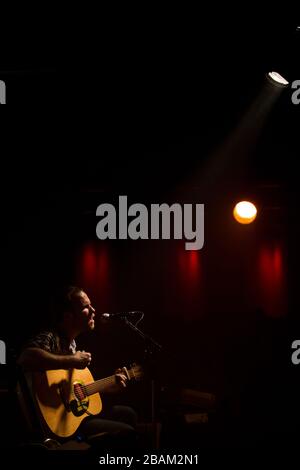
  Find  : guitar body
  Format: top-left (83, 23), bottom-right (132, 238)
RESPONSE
top-left (33, 368), bottom-right (102, 438)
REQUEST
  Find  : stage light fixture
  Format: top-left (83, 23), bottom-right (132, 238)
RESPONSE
top-left (233, 201), bottom-right (257, 225)
top-left (267, 71), bottom-right (289, 88)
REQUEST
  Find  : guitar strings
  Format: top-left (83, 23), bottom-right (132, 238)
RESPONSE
top-left (77, 368), bottom-right (139, 397)
top-left (83, 375), bottom-right (116, 396)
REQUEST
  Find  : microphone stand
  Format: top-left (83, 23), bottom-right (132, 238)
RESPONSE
top-left (122, 316), bottom-right (162, 449)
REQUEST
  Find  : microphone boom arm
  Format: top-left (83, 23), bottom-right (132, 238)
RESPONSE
top-left (123, 317), bottom-right (162, 354)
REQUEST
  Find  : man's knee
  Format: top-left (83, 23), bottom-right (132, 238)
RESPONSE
top-left (111, 405), bottom-right (138, 429)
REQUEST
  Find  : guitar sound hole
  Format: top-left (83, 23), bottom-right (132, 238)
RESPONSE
top-left (74, 383), bottom-right (86, 401)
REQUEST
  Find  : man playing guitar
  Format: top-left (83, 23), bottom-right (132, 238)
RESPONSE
top-left (18, 285), bottom-right (139, 448)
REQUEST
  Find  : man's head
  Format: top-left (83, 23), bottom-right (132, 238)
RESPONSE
top-left (54, 286), bottom-right (96, 335)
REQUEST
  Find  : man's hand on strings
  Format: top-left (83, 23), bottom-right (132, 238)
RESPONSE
top-left (115, 367), bottom-right (128, 389)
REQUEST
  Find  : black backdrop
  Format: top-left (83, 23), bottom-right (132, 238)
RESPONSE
top-left (1, 15), bottom-right (299, 454)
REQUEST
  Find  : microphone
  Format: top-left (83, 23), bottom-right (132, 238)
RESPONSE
top-left (101, 311), bottom-right (143, 319)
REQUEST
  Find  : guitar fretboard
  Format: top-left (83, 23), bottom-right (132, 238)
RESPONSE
top-left (84, 374), bottom-right (117, 396)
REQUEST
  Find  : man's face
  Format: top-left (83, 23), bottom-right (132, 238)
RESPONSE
top-left (71, 291), bottom-right (96, 332)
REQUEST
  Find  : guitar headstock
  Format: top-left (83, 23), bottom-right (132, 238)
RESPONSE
top-left (123, 363), bottom-right (143, 382)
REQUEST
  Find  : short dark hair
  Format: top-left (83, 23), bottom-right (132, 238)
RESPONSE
top-left (51, 285), bottom-right (84, 324)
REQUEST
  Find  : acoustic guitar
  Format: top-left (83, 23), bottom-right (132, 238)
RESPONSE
top-left (32, 364), bottom-right (143, 438)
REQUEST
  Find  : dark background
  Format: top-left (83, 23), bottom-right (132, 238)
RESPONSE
top-left (1, 15), bottom-right (299, 452)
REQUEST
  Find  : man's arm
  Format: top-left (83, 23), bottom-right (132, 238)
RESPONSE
top-left (18, 348), bottom-right (91, 372)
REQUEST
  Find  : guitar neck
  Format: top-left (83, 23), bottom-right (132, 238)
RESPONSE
top-left (80, 365), bottom-right (141, 398)
top-left (84, 374), bottom-right (116, 396)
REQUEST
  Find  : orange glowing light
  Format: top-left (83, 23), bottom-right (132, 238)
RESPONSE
top-left (233, 201), bottom-right (257, 224)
